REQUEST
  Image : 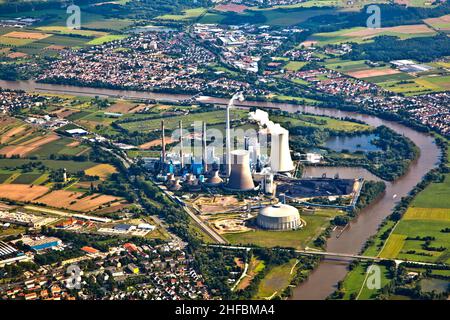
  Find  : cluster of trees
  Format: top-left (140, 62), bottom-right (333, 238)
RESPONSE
top-left (353, 181), bottom-right (386, 214)
top-left (345, 34), bottom-right (450, 63)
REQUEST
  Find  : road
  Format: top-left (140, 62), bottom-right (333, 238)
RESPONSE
top-left (157, 186), bottom-right (227, 244)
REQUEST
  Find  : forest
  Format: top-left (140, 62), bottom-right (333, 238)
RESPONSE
top-left (345, 34), bottom-right (450, 63)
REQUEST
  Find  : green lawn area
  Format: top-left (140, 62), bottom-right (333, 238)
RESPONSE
top-left (254, 259), bottom-right (297, 299)
top-left (340, 262), bottom-right (392, 300)
top-left (87, 35), bottom-right (127, 45)
top-left (157, 8), bottom-right (207, 21)
top-left (325, 59), bottom-right (370, 72)
top-left (119, 109), bottom-right (247, 132)
top-left (284, 61), bottom-right (307, 71)
top-left (272, 114), bottom-right (372, 133)
top-left (411, 173), bottom-right (450, 208)
top-left (224, 208), bottom-right (344, 249)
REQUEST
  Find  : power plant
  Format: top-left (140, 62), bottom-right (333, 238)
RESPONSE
top-left (155, 102), bottom-right (299, 195)
top-left (150, 99), bottom-right (361, 235)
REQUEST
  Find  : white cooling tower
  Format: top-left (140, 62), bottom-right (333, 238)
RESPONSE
top-left (227, 150), bottom-right (255, 191)
top-left (270, 130), bottom-right (294, 173)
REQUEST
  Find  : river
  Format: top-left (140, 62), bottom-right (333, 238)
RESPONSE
top-left (0, 80), bottom-right (442, 299)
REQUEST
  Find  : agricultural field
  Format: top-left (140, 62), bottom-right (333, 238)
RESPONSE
top-left (323, 57), bottom-right (450, 95)
top-left (0, 7), bottom-right (133, 58)
top-left (156, 8), bottom-right (207, 21)
top-left (303, 24), bottom-right (436, 46)
top-left (0, 183), bottom-right (125, 213)
top-left (198, 6), bottom-right (337, 26)
top-left (224, 208), bottom-right (345, 249)
top-left (84, 164), bottom-right (117, 180)
top-left (284, 60), bottom-right (307, 71)
top-left (378, 173), bottom-right (450, 264)
top-left (424, 14), bottom-right (450, 32)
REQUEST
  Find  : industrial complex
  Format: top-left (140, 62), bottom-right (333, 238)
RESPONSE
top-left (149, 94), bottom-right (362, 236)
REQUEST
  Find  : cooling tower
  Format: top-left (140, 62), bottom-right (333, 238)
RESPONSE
top-left (270, 130), bottom-right (294, 173)
top-left (226, 150), bottom-right (255, 191)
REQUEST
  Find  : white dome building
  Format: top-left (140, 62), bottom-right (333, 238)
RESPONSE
top-left (257, 204), bottom-right (301, 231)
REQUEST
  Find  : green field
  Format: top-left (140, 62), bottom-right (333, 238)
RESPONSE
top-left (339, 262), bottom-right (392, 300)
top-left (224, 209), bottom-right (344, 249)
top-left (157, 8), bottom-right (207, 21)
top-left (411, 174), bottom-right (450, 208)
top-left (324, 59), bottom-right (370, 72)
top-left (362, 72), bottom-right (415, 83)
top-left (306, 25), bottom-right (436, 46)
top-left (10, 173), bottom-right (45, 184)
top-left (272, 114), bottom-right (372, 133)
top-left (119, 109), bottom-right (247, 132)
top-left (284, 61), bottom-right (307, 71)
top-left (87, 35), bottom-right (127, 45)
top-left (379, 234), bottom-right (407, 259)
top-left (254, 259), bottom-right (297, 299)
top-left (378, 174), bottom-right (450, 264)
top-left (199, 7), bottom-right (336, 26)
top-left (30, 137), bottom-right (90, 158)
top-left (0, 159), bottom-right (97, 173)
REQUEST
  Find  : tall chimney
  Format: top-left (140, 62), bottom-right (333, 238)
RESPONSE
top-left (161, 120), bottom-right (166, 163)
top-left (225, 104), bottom-right (231, 177)
top-left (179, 120), bottom-right (184, 168)
top-left (202, 122), bottom-right (208, 173)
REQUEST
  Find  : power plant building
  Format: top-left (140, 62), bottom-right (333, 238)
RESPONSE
top-left (257, 204), bottom-right (301, 231)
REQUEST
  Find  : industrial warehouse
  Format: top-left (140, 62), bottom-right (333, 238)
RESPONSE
top-left (148, 93), bottom-right (363, 236)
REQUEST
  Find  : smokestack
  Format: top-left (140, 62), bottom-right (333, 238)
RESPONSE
top-left (225, 104), bottom-right (231, 177)
top-left (270, 130), bottom-right (294, 173)
top-left (227, 150), bottom-right (255, 191)
top-left (202, 122), bottom-right (208, 173)
top-left (161, 120), bottom-right (166, 163)
top-left (179, 120), bottom-right (184, 168)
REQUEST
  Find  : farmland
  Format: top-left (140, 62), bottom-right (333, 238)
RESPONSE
top-left (304, 24), bottom-right (436, 46)
top-left (156, 8), bottom-right (207, 21)
top-left (378, 173), bottom-right (450, 264)
top-left (85, 164), bottom-right (117, 180)
top-left (0, 183), bottom-right (125, 213)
